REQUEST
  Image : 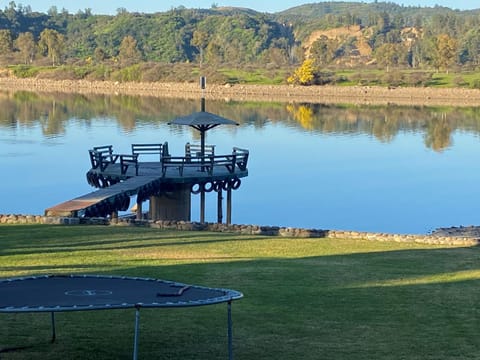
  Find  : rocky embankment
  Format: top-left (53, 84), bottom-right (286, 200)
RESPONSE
top-left (1, 214), bottom-right (479, 247)
top-left (2, 77), bottom-right (480, 107)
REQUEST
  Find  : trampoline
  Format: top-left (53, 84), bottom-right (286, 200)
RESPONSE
top-left (0, 274), bottom-right (243, 359)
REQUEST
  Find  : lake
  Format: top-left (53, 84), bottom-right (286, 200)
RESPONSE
top-left (1, 90), bottom-right (480, 235)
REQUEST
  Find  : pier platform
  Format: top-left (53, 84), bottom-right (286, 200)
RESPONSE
top-left (45, 143), bottom-right (249, 222)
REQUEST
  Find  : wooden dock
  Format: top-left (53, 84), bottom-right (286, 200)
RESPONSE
top-left (45, 145), bottom-right (249, 219)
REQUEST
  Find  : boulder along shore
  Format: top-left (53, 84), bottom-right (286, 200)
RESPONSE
top-left (2, 77), bottom-right (480, 106)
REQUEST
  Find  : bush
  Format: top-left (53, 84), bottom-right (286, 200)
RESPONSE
top-left (85, 65), bottom-right (112, 81)
top-left (470, 79), bottom-right (480, 89)
top-left (453, 76), bottom-right (468, 87)
top-left (383, 71), bottom-right (404, 87)
top-left (405, 72), bottom-right (433, 87)
top-left (111, 64), bottom-right (142, 82)
top-left (140, 63), bottom-right (167, 82)
top-left (350, 72), bottom-right (380, 86)
top-left (10, 65), bottom-right (40, 78)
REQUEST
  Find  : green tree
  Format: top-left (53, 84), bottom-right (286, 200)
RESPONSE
top-left (374, 43), bottom-right (408, 71)
top-left (459, 27), bottom-right (480, 66)
top-left (310, 35), bottom-right (338, 66)
top-left (435, 34), bottom-right (458, 72)
top-left (0, 29), bottom-right (13, 54)
top-left (94, 47), bottom-right (107, 63)
top-left (15, 32), bottom-right (35, 64)
top-left (191, 30), bottom-right (209, 66)
top-left (118, 35), bottom-right (142, 65)
top-left (38, 29), bottom-right (65, 66)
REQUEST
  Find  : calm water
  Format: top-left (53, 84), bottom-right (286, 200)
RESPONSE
top-left (2, 90), bottom-right (480, 234)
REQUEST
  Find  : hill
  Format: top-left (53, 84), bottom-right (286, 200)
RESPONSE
top-left (0, 2), bottom-right (480, 82)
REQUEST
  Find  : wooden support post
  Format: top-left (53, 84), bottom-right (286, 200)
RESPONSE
top-left (226, 188), bottom-right (232, 225)
top-left (136, 200), bottom-right (142, 220)
top-left (217, 189), bottom-right (223, 223)
top-left (200, 190), bottom-right (205, 223)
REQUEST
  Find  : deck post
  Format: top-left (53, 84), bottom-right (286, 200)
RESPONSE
top-left (136, 200), bottom-right (142, 220)
top-left (226, 188), bottom-right (232, 225)
top-left (200, 190), bottom-right (205, 223)
top-left (217, 189), bottom-right (223, 223)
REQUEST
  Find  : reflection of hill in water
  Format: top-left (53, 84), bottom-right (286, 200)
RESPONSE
top-left (1, 90), bottom-right (480, 151)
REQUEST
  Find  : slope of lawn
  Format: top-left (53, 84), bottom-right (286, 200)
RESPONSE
top-left (1, 225), bottom-right (480, 359)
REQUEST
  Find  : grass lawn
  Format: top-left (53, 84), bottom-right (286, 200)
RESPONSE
top-left (1, 225), bottom-right (480, 359)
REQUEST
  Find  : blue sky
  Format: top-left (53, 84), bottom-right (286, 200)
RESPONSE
top-left (18, 1), bottom-right (479, 15)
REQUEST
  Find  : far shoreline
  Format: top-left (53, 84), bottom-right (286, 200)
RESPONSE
top-left (2, 77), bottom-right (480, 107)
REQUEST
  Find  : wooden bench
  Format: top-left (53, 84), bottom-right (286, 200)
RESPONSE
top-left (132, 143), bottom-right (168, 160)
top-left (89, 145), bottom-right (119, 171)
top-left (185, 143), bottom-right (215, 158)
top-left (204, 155), bottom-right (235, 174)
top-left (162, 147), bottom-right (249, 177)
top-left (116, 143), bottom-right (169, 176)
top-left (120, 154), bottom-right (139, 175)
top-left (233, 147), bottom-right (249, 171)
top-left (161, 156), bottom-right (202, 177)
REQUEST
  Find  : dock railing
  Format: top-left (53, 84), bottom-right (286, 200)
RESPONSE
top-left (88, 144), bottom-right (248, 178)
top-left (162, 147), bottom-right (249, 177)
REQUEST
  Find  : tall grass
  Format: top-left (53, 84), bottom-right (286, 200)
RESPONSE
top-left (1, 225), bottom-right (480, 359)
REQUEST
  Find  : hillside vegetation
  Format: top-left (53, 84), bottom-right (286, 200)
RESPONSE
top-left (0, 2), bottom-right (480, 86)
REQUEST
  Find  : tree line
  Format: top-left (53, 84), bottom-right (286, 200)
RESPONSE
top-left (0, 2), bottom-right (296, 68)
top-left (0, 2), bottom-right (480, 83)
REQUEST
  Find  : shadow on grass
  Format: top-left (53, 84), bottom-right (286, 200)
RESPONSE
top-left (0, 225), bottom-right (248, 256)
top-left (2, 235), bottom-right (480, 360)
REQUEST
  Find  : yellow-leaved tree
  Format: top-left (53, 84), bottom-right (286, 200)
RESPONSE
top-left (287, 58), bottom-right (316, 85)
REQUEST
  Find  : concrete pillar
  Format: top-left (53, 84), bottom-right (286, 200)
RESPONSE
top-left (149, 184), bottom-right (191, 221)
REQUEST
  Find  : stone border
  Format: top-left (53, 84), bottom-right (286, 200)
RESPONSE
top-left (1, 214), bottom-right (478, 246)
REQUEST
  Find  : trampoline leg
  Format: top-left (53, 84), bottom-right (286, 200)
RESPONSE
top-left (228, 301), bottom-right (233, 360)
top-left (133, 307), bottom-right (140, 360)
top-left (50, 312), bottom-right (56, 343)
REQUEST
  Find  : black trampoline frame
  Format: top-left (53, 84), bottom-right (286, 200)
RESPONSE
top-left (0, 274), bottom-right (243, 360)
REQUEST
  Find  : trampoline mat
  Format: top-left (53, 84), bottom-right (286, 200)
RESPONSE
top-left (0, 275), bottom-right (242, 312)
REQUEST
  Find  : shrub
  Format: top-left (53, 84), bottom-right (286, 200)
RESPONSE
top-left (471, 79), bottom-right (480, 89)
top-left (405, 71), bottom-right (433, 87)
top-left (111, 64), bottom-right (142, 82)
top-left (383, 71), bottom-right (404, 87)
top-left (85, 65), bottom-right (112, 81)
top-left (11, 65), bottom-right (40, 78)
top-left (452, 76), bottom-right (468, 87)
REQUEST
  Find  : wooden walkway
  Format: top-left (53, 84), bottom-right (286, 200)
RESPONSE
top-left (45, 176), bottom-right (160, 217)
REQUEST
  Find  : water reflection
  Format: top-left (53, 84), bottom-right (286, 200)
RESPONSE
top-left (2, 90), bottom-right (480, 234)
top-left (2, 90), bottom-right (480, 152)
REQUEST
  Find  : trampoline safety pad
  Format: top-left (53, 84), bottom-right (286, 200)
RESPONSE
top-left (0, 274), bottom-right (243, 360)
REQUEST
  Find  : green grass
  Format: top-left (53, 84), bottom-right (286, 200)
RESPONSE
top-left (218, 68), bottom-right (287, 85)
top-left (2, 225), bottom-right (480, 359)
